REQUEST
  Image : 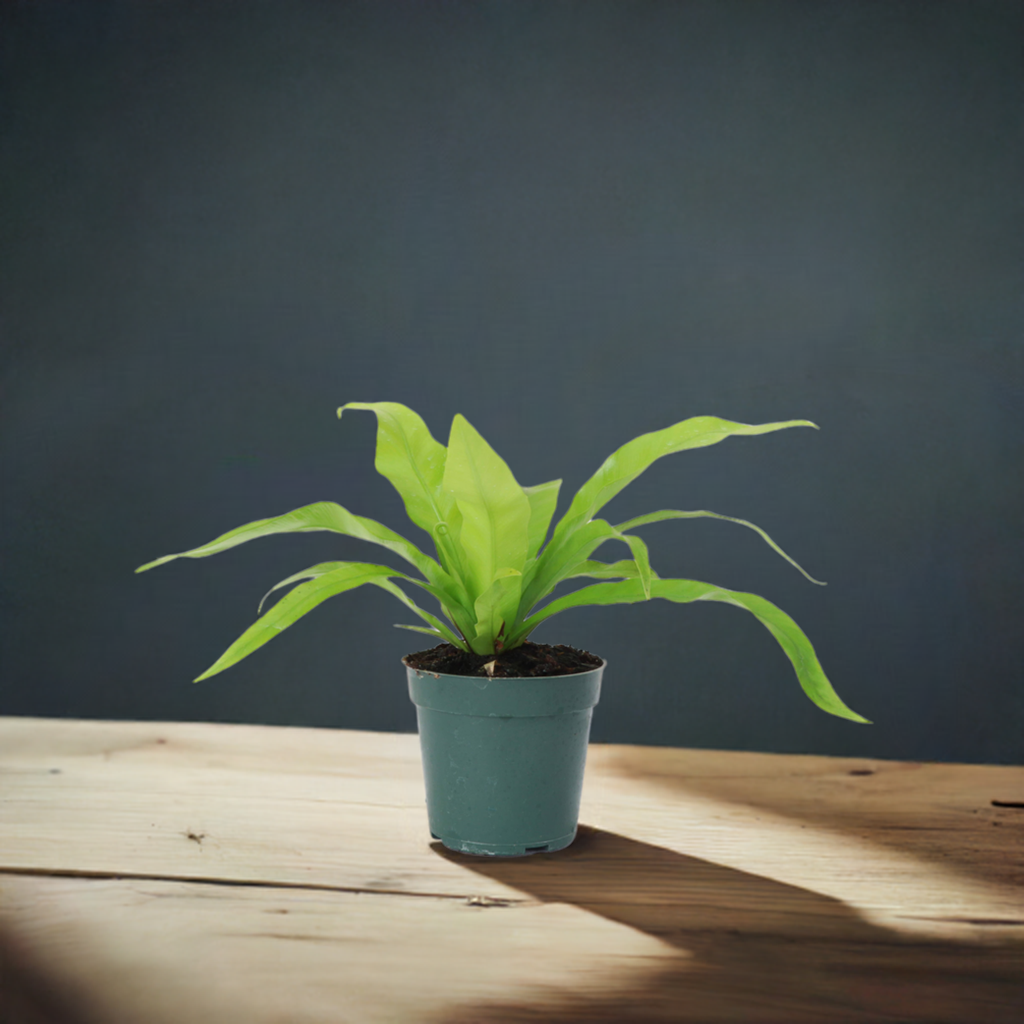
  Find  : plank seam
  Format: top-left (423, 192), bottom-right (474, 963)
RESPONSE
top-left (0, 866), bottom-right (531, 906)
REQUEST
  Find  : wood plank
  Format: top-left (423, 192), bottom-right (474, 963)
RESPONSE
top-left (1, 718), bottom-right (1023, 1022)
top-left (0, 873), bottom-right (674, 1024)
top-left (2, 867), bottom-right (1022, 1024)
top-left (1, 718), bottom-right (1021, 930)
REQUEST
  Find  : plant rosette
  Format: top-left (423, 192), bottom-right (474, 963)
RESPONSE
top-left (138, 402), bottom-right (869, 856)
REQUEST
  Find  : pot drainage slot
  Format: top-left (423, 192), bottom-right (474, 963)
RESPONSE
top-left (525, 844), bottom-right (549, 853)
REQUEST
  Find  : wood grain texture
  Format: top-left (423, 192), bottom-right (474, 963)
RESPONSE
top-left (1, 717), bottom-right (1022, 1023)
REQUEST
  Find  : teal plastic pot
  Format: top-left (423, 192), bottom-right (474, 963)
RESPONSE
top-left (405, 658), bottom-right (604, 857)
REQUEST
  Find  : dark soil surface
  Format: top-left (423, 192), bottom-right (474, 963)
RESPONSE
top-left (404, 641), bottom-right (603, 678)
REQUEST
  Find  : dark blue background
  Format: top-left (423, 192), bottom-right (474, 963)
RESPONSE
top-left (2, 0), bottom-right (1021, 763)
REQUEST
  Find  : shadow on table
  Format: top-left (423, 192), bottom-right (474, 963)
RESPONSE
top-left (0, 923), bottom-right (83, 1024)
top-left (432, 826), bottom-right (1024, 1024)
top-left (606, 749), bottom-right (1024, 893)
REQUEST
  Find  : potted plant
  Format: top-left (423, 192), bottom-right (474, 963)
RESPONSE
top-left (137, 402), bottom-right (868, 856)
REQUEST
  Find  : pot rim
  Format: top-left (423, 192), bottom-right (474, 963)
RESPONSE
top-left (401, 653), bottom-right (606, 682)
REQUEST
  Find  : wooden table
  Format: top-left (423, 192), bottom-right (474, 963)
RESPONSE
top-left (1, 717), bottom-right (1021, 1023)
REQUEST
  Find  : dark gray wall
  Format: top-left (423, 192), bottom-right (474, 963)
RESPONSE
top-left (2, 0), bottom-right (1021, 763)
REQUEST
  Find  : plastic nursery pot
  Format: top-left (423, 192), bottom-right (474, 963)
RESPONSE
top-left (405, 657), bottom-right (604, 857)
